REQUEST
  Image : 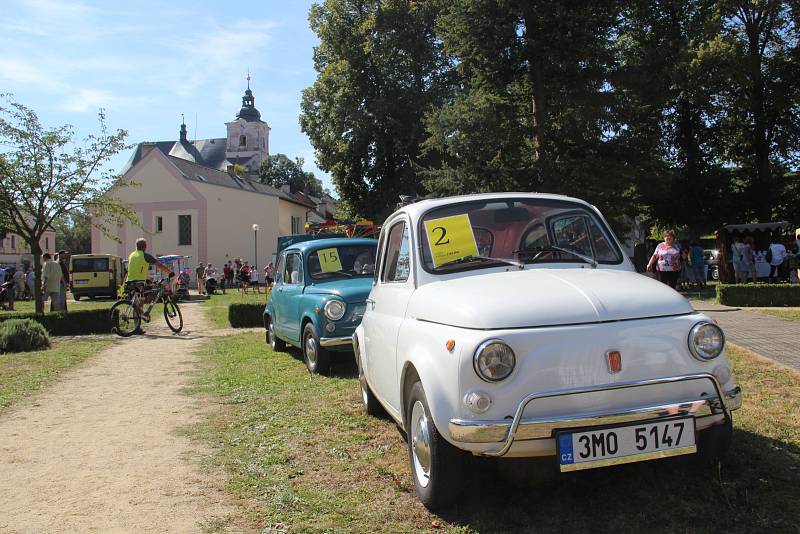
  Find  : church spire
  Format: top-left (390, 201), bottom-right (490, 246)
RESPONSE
top-left (236, 72), bottom-right (261, 121)
top-left (179, 113), bottom-right (188, 142)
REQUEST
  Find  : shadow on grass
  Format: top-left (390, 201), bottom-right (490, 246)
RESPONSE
top-left (278, 346), bottom-right (359, 379)
top-left (436, 428), bottom-right (800, 533)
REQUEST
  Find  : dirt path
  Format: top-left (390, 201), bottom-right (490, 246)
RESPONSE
top-left (0, 300), bottom-right (242, 533)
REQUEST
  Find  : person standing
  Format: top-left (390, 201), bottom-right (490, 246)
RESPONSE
top-left (264, 261), bottom-right (275, 288)
top-left (647, 230), bottom-right (682, 289)
top-left (768, 235), bottom-right (787, 283)
top-left (26, 268), bottom-right (35, 300)
top-left (41, 253), bottom-right (64, 313)
top-left (741, 236), bottom-right (757, 284)
top-left (58, 250), bottom-right (70, 312)
top-left (689, 242), bottom-right (706, 289)
top-left (12, 267), bottom-right (25, 300)
top-left (195, 262), bottom-right (206, 295)
top-left (730, 236), bottom-right (747, 284)
top-left (250, 265), bottom-right (260, 293)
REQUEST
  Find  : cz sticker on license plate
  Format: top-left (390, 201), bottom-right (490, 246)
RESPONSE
top-left (557, 418), bottom-right (696, 472)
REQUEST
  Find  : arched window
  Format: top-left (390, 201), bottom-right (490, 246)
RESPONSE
top-left (239, 135), bottom-right (247, 147)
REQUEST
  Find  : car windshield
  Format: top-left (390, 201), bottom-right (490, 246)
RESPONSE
top-left (307, 244), bottom-right (377, 280)
top-left (419, 198), bottom-right (623, 273)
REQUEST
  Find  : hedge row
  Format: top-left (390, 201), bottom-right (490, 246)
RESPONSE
top-left (0, 308), bottom-right (114, 336)
top-left (717, 284), bottom-right (800, 307)
top-left (228, 303), bottom-right (265, 328)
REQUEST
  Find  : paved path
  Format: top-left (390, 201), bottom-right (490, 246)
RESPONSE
top-left (690, 299), bottom-right (800, 372)
top-left (0, 300), bottom-right (242, 533)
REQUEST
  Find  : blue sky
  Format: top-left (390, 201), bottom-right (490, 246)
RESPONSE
top-left (0, 0), bottom-right (334, 191)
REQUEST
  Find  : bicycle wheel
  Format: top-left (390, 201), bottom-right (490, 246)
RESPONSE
top-left (111, 299), bottom-right (140, 337)
top-left (163, 300), bottom-right (183, 333)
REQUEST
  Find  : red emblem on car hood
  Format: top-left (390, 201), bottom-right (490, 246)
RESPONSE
top-left (606, 350), bottom-right (622, 374)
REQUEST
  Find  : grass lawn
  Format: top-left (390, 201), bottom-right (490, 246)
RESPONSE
top-left (200, 290), bottom-right (269, 329)
top-left (188, 335), bottom-right (800, 533)
top-left (0, 338), bottom-right (113, 410)
top-left (751, 309), bottom-right (800, 322)
top-left (0, 298), bottom-right (114, 316)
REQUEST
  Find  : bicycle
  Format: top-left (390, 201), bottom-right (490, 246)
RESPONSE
top-left (110, 276), bottom-right (183, 337)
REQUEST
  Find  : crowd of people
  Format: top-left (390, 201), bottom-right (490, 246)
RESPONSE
top-left (192, 257), bottom-right (277, 296)
top-left (647, 229), bottom-right (800, 289)
top-left (0, 250), bottom-right (71, 313)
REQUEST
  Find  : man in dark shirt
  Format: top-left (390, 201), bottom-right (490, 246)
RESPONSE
top-left (58, 250), bottom-right (70, 313)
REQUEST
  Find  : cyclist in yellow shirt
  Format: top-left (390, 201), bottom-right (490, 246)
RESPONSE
top-left (126, 237), bottom-right (172, 334)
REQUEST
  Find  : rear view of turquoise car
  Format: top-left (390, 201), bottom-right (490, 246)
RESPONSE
top-left (264, 237), bottom-right (378, 374)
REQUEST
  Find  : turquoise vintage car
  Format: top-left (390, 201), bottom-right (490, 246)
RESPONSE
top-left (264, 237), bottom-right (378, 374)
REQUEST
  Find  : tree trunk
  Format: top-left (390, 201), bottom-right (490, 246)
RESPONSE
top-left (745, 13), bottom-right (772, 221)
top-left (30, 241), bottom-right (44, 315)
top-left (521, 6), bottom-right (547, 164)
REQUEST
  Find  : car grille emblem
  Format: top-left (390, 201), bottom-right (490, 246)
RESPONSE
top-left (606, 350), bottom-right (622, 374)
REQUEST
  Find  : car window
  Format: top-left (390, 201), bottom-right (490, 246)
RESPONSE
top-left (553, 215), bottom-right (592, 258)
top-left (284, 253), bottom-right (302, 285)
top-left (274, 254), bottom-right (284, 284)
top-left (307, 244), bottom-right (377, 280)
top-left (381, 222), bottom-right (410, 283)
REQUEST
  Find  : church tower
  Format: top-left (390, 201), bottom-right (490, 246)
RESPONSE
top-left (225, 74), bottom-right (270, 176)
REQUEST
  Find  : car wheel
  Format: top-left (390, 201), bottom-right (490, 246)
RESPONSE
top-left (406, 381), bottom-right (465, 511)
top-left (357, 350), bottom-right (385, 417)
top-left (302, 322), bottom-right (330, 374)
top-left (74, 294), bottom-right (81, 301)
top-left (697, 417), bottom-right (733, 464)
top-left (267, 316), bottom-right (286, 352)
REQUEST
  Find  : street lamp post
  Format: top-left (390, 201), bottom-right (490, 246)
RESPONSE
top-left (252, 224), bottom-right (259, 276)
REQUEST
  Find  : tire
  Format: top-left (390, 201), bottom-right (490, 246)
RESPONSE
top-left (163, 300), bottom-right (183, 333)
top-left (697, 417), bottom-right (733, 464)
top-left (302, 322), bottom-right (330, 375)
top-left (74, 294), bottom-right (81, 301)
top-left (357, 347), bottom-right (385, 417)
top-left (110, 299), bottom-right (140, 337)
top-left (406, 381), bottom-right (466, 510)
top-left (267, 316), bottom-right (287, 352)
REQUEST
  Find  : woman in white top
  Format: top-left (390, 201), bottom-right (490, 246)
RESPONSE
top-left (249, 268), bottom-right (260, 292)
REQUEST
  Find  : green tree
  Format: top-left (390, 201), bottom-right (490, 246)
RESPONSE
top-left (53, 210), bottom-right (92, 255)
top-left (258, 153), bottom-right (324, 197)
top-left (301, 0), bottom-right (451, 219)
top-left (711, 0), bottom-right (800, 221)
top-left (422, 1), bottom-right (639, 225)
top-left (0, 96), bottom-right (136, 314)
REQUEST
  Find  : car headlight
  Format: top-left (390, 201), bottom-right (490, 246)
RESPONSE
top-left (474, 340), bottom-right (516, 382)
top-left (688, 321), bottom-right (725, 361)
top-left (324, 299), bottom-right (346, 321)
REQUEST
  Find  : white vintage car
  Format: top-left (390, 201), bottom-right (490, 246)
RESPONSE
top-left (353, 193), bottom-right (742, 510)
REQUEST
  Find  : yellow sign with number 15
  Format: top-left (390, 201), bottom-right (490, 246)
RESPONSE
top-left (317, 247), bottom-right (343, 272)
top-left (424, 214), bottom-right (479, 268)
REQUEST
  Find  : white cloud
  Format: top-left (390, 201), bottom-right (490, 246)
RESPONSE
top-left (0, 58), bottom-right (49, 85)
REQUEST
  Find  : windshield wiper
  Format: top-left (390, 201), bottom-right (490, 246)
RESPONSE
top-left (514, 245), bottom-right (597, 268)
top-left (316, 270), bottom-right (353, 278)
top-left (435, 255), bottom-right (524, 271)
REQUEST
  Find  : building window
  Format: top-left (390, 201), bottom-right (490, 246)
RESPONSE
top-left (45, 237), bottom-right (49, 251)
top-left (291, 216), bottom-right (302, 234)
top-left (10, 236), bottom-right (15, 250)
top-left (178, 215), bottom-right (192, 246)
top-left (155, 216), bottom-right (163, 233)
top-left (239, 135), bottom-right (247, 147)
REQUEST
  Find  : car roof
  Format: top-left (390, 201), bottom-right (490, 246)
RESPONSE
top-left (393, 192), bottom-right (598, 222)
top-left (283, 237), bottom-right (378, 254)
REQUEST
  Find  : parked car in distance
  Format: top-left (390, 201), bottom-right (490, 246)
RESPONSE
top-left (70, 254), bottom-right (124, 300)
top-left (264, 237), bottom-right (378, 374)
top-left (703, 249), bottom-right (719, 281)
top-left (354, 193), bottom-right (742, 510)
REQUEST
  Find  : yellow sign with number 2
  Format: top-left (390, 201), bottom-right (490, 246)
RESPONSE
top-left (317, 247), bottom-right (343, 272)
top-left (424, 214), bottom-right (479, 268)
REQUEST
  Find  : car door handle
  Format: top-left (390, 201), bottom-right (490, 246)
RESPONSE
top-left (365, 298), bottom-right (375, 309)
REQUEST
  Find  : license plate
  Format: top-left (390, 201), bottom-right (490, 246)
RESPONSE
top-left (557, 418), bottom-right (696, 472)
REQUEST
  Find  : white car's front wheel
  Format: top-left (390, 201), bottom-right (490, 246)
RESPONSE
top-left (357, 350), bottom-right (384, 417)
top-left (406, 381), bottom-right (465, 510)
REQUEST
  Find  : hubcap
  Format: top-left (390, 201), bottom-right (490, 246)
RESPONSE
top-left (269, 322), bottom-right (276, 347)
top-left (361, 383), bottom-right (369, 406)
top-left (305, 334), bottom-right (318, 366)
top-left (410, 400), bottom-right (432, 487)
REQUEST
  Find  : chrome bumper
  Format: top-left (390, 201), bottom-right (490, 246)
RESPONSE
top-left (448, 373), bottom-right (742, 457)
top-left (319, 336), bottom-right (354, 348)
